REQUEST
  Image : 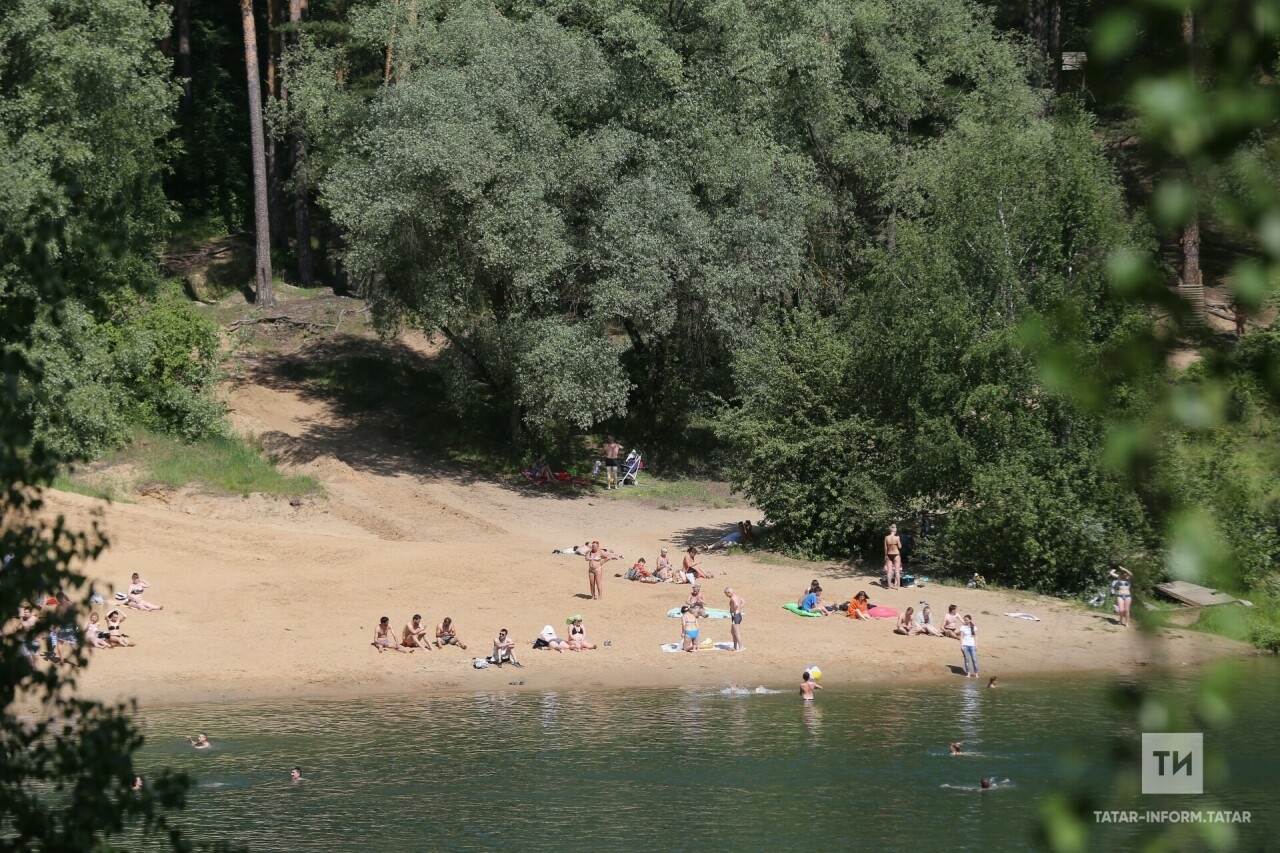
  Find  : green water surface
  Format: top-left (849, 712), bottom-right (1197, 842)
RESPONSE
top-left (133, 660), bottom-right (1280, 851)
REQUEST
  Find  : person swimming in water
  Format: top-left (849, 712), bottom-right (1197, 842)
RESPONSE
top-left (187, 733), bottom-right (210, 749)
top-left (950, 742), bottom-right (964, 756)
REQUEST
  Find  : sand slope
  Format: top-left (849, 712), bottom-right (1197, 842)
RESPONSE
top-left (45, 348), bottom-right (1249, 708)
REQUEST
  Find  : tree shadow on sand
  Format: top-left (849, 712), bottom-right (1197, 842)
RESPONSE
top-left (230, 336), bottom-right (598, 499)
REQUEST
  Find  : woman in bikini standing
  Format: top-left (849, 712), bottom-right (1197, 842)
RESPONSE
top-left (583, 541), bottom-right (617, 600)
top-left (1111, 567), bottom-right (1133, 628)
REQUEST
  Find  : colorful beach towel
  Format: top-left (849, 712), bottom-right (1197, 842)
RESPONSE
top-left (782, 602), bottom-right (824, 618)
top-left (867, 606), bottom-right (898, 619)
top-left (660, 641), bottom-right (735, 653)
top-left (667, 606), bottom-right (731, 619)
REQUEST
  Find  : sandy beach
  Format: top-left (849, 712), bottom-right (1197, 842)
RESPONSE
top-left (42, 354), bottom-right (1249, 709)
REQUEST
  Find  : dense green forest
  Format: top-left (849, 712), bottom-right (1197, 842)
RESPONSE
top-left (6, 0), bottom-right (1280, 597)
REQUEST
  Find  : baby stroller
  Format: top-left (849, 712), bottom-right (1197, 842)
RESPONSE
top-left (620, 449), bottom-right (643, 486)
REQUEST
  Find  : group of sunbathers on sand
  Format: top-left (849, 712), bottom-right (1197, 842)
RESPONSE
top-left (373, 615), bottom-right (468, 652)
top-left (8, 573), bottom-right (166, 665)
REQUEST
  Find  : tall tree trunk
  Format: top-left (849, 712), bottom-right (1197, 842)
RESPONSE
top-left (288, 0), bottom-right (313, 286)
top-left (264, 0), bottom-right (287, 251)
top-left (1180, 8), bottom-right (1204, 325)
top-left (384, 0), bottom-right (400, 85)
top-left (241, 0), bottom-right (275, 306)
top-left (1048, 0), bottom-right (1062, 92)
top-left (397, 0), bottom-right (419, 82)
top-left (176, 0), bottom-right (192, 113)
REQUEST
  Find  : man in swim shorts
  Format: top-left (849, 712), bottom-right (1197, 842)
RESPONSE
top-left (725, 587), bottom-right (745, 651)
top-left (602, 436), bottom-right (621, 490)
top-left (799, 670), bottom-right (822, 700)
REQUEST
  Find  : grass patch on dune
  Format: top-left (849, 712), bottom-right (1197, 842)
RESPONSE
top-left (603, 475), bottom-right (735, 508)
top-left (132, 432), bottom-right (321, 497)
top-left (1182, 597), bottom-right (1280, 651)
top-left (56, 430), bottom-right (322, 499)
top-left (51, 475), bottom-right (129, 503)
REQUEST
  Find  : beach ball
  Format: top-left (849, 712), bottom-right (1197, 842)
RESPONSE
top-left (806, 666), bottom-right (822, 682)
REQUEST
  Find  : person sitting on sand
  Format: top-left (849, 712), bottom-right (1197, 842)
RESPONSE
top-left (686, 585), bottom-right (709, 619)
top-left (682, 547), bottom-right (711, 581)
top-left (530, 453), bottom-right (554, 482)
top-left (126, 573), bottom-right (164, 611)
top-left (800, 585), bottom-right (836, 616)
top-left (654, 548), bottom-right (674, 582)
top-left (914, 604), bottom-right (943, 637)
top-left (436, 617), bottom-right (467, 650)
top-left (187, 733), bottom-right (211, 749)
top-left (83, 612), bottom-right (111, 649)
top-left (797, 580), bottom-right (821, 608)
top-left (942, 604), bottom-right (962, 639)
top-left (895, 607), bottom-right (918, 635)
top-left (492, 628), bottom-right (522, 667)
top-left (566, 616), bottom-right (596, 651)
top-left (401, 614), bottom-right (435, 651)
top-left (535, 624), bottom-right (572, 652)
top-left (373, 616), bottom-right (407, 653)
top-left (848, 591), bottom-right (871, 620)
top-left (680, 605), bottom-right (700, 652)
top-left (625, 558), bottom-right (658, 583)
top-left (104, 611), bottom-right (133, 647)
top-left (950, 742), bottom-right (965, 756)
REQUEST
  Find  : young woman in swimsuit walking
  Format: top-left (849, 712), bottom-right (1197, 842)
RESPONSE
top-left (1111, 567), bottom-right (1133, 628)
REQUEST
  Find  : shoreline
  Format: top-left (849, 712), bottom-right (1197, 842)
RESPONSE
top-left (64, 649), bottom-right (1261, 713)
top-left (29, 365), bottom-right (1252, 717)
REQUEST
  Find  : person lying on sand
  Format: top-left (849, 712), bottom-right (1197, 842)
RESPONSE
top-left (373, 616), bottom-right (407, 652)
top-left (127, 573), bottom-right (164, 611)
top-left (535, 624), bottom-right (572, 651)
top-left (553, 541), bottom-right (591, 555)
top-left (401, 614), bottom-right (435, 651)
top-left (436, 617), bottom-right (467, 650)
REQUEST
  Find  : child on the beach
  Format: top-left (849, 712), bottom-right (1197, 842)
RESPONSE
top-left (799, 670), bottom-right (823, 700)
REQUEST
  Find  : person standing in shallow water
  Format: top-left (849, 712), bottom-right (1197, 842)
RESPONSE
top-left (799, 670), bottom-right (822, 700)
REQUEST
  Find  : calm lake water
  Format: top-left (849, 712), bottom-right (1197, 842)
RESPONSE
top-left (133, 661), bottom-right (1280, 851)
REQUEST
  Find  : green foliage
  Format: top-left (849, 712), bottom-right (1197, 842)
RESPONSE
top-left (22, 298), bottom-right (225, 460)
top-left (128, 430), bottom-right (320, 498)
